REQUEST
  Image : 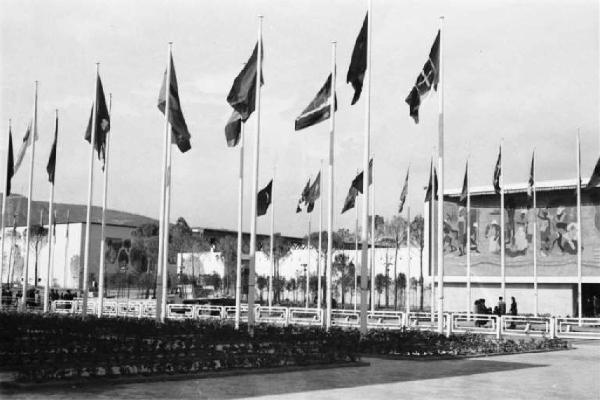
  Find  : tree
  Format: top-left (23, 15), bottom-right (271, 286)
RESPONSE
top-left (216, 236), bottom-right (238, 296)
top-left (26, 224), bottom-right (48, 287)
top-left (410, 215), bottom-right (425, 310)
top-left (396, 272), bottom-right (407, 309)
top-left (285, 278), bottom-right (297, 303)
top-left (259, 234), bottom-right (294, 302)
top-left (131, 223), bottom-right (160, 297)
top-left (333, 253), bottom-right (353, 308)
top-left (380, 216), bottom-right (407, 310)
top-left (410, 277), bottom-right (419, 308)
top-left (256, 275), bottom-right (268, 303)
top-left (374, 273), bottom-right (390, 307)
top-left (272, 276), bottom-right (286, 304)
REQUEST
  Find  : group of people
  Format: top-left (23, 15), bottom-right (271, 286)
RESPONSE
top-left (1, 286), bottom-right (76, 307)
top-left (474, 296), bottom-right (517, 327)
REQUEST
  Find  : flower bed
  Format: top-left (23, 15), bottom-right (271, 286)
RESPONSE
top-left (358, 330), bottom-right (570, 358)
top-left (0, 312), bottom-right (360, 383)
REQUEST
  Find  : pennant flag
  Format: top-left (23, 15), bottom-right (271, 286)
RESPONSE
top-left (405, 31), bottom-right (440, 123)
top-left (341, 186), bottom-right (359, 214)
top-left (14, 121), bottom-right (36, 174)
top-left (257, 179), bottom-right (273, 216)
top-left (47, 114), bottom-right (58, 184)
top-left (351, 158), bottom-right (373, 194)
top-left (225, 41), bottom-right (264, 147)
top-left (347, 13), bottom-right (368, 105)
top-left (587, 157), bottom-right (600, 188)
top-left (85, 74), bottom-right (111, 165)
top-left (296, 178), bottom-right (311, 213)
top-left (459, 161), bottom-right (468, 205)
top-left (306, 172), bottom-right (321, 213)
top-left (398, 169), bottom-right (409, 213)
top-left (5, 127), bottom-right (14, 196)
top-left (527, 152), bottom-right (535, 199)
top-left (295, 74), bottom-right (337, 131)
top-left (424, 161), bottom-right (434, 202)
top-left (158, 54), bottom-right (192, 153)
top-left (493, 146), bottom-right (502, 194)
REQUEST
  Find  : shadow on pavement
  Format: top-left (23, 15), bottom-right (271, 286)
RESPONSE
top-left (0, 358), bottom-right (547, 400)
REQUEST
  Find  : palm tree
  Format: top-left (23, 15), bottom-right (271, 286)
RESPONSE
top-left (374, 273), bottom-right (390, 308)
top-left (410, 215), bottom-right (425, 310)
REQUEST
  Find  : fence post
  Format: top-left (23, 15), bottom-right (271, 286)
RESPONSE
top-left (496, 315), bottom-right (502, 340)
top-left (549, 316), bottom-right (556, 339)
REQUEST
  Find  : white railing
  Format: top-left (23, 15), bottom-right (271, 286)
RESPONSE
top-left (256, 306), bottom-right (289, 325)
top-left (288, 307), bottom-right (322, 326)
top-left (166, 303), bottom-right (195, 319)
top-left (52, 300), bottom-right (77, 314)
top-left (117, 301), bottom-right (142, 318)
top-left (331, 309), bottom-right (360, 327)
top-left (500, 316), bottom-right (551, 337)
top-left (195, 305), bottom-right (224, 320)
top-left (556, 318), bottom-right (600, 339)
top-left (368, 311), bottom-right (404, 330)
top-left (451, 312), bottom-right (499, 337)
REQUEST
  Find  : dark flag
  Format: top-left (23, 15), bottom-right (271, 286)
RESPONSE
top-left (347, 13), bottom-right (368, 105)
top-left (424, 166), bottom-right (439, 202)
top-left (257, 179), bottom-right (273, 216)
top-left (47, 114), bottom-right (58, 184)
top-left (14, 121), bottom-right (35, 173)
top-left (341, 186), bottom-right (359, 214)
top-left (405, 31), bottom-right (440, 123)
top-left (85, 74), bottom-right (111, 164)
top-left (158, 54), bottom-right (192, 153)
top-left (587, 157), bottom-right (600, 188)
top-left (295, 74), bottom-right (337, 131)
top-left (398, 169), bottom-right (409, 213)
top-left (225, 41), bottom-right (264, 146)
top-left (493, 146), bottom-right (502, 194)
top-left (296, 178), bottom-right (311, 213)
top-left (527, 152), bottom-right (535, 200)
top-left (351, 158), bottom-right (373, 194)
top-left (306, 172), bottom-right (321, 213)
top-left (459, 161), bottom-right (468, 205)
top-left (5, 127), bottom-right (14, 196)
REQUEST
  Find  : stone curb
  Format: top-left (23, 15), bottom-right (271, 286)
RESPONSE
top-left (360, 346), bottom-right (571, 361)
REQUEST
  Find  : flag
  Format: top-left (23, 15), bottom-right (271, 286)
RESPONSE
top-left (405, 31), bottom-right (440, 123)
top-left (587, 157), bottom-right (600, 188)
top-left (225, 41), bottom-right (264, 146)
top-left (398, 169), bottom-right (409, 213)
top-left (158, 54), bottom-right (192, 153)
top-left (295, 73), bottom-right (337, 131)
top-left (14, 121), bottom-right (36, 173)
top-left (347, 13), bottom-right (368, 105)
top-left (527, 152), bottom-right (535, 200)
top-left (296, 178), bottom-right (311, 213)
top-left (306, 172), bottom-right (321, 213)
top-left (341, 186), bottom-right (358, 214)
top-left (493, 146), bottom-right (501, 194)
top-left (351, 158), bottom-right (373, 194)
top-left (459, 161), bottom-right (468, 205)
top-left (224, 110), bottom-right (242, 147)
top-left (5, 127), bottom-right (14, 196)
top-left (257, 179), bottom-right (273, 216)
top-left (47, 114), bottom-right (58, 184)
top-left (85, 74), bottom-right (111, 165)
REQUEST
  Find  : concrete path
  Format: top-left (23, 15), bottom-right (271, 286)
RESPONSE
top-left (3, 340), bottom-right (598, 400)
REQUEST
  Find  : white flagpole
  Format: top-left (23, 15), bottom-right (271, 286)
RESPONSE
top-left (97, 94), bottom-right (112, 317)
top-left (235, 122), bottom-right (244, 330)
top-left (161, 47), bottom-right (174, 322)
top-left (269, 168), bottom-right (275, 309)
top-left (63, 210), bottom-right (70, 288)
top-left (0, 119), bottom-right (11, 305)
top-left (306, 214), bottom-right (311, 308)
top-left (317, 159), bottom-right (323, 311)
top-left (431, 154), bottom-right (436, 324)
top-left (354, 193), bottom-right (358, 311)
top-left (532, 151), bottom-right (538, 316)
top-left (50, 210), bottom-right (56, 291)
top-left (576, 132), bottom-right (582, 324)
top-left (500, 140), bottom-right (506, 302)
top-left (466, 159), bottom-right (471, 318)
top-left (21, 81), bottom-right (38, 312)
top-left (82, 65), bottom-right (99, 317)
top-left (247, 16), bottom-right (263, 334)
top-left (436, 17), bottom-right (445, 333)
top-left (326, 41), bottom-right (336, 329)
top-left (43, 110), bottom-right (58, 313)
top-left (406, 204), bottom-right (411, 316)
top-left (370, 159), bottom-right (375, 312)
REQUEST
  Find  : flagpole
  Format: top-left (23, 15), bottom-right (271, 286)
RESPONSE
top-left (43, 110), bottom-right (57, 313)
top-left (0, 120), bottom-right (11, 305)
top-left (359, 0), bottom-right (373, 334)
top-left (466, 159), bottom-right (471, 319)
top-left (354, 191), bottom-right (358, 311)
top-left (326, 41), bottom-right (336, 329)
top-left (370, 158), bottom-right (376, 312)
top-left (235, 122), bottom-right (244, 330)
top-left (436, 17), bottom-right (445, 334)
top-left (500, 139), bottom-right (506, 302)
top-left (63, 210), bottom-right (69, 288)
top-left (406, 204), bottom-right (411, 316)
top-left (317, 159), bottom-right (323, 312)
top-left (161, 47), bottom-right (174, 322)
top-left (532, 151), bottom-right (538, 316)
top-left (268, 167), bottom-right (275, 309)
top-left (306, 214), bottom-right (311, 309)
top-left (21, 81), bottom-right (38, 312)
top-left (430, 155), bottom-right (436, 324)
top-left (576, 131), bottom-right (582, 325)
top-left (97, 94), bottom-right (112, 317)
top-left (247, 16), bottom-right (263, 335)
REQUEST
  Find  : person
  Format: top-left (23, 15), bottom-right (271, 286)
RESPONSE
top-left (496, 296), bottom-right (506, 317)
top-left (510, 296), bottom-right (517, 316)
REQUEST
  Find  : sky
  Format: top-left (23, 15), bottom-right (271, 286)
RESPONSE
top-left (0, 0), bottom-right (598, 238)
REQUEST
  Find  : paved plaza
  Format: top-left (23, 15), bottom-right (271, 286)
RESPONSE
top-left (2, 339), bottom-right (598, 400)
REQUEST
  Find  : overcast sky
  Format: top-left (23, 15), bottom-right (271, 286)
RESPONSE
top-left (0, 0), bottom-right (598, 237)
